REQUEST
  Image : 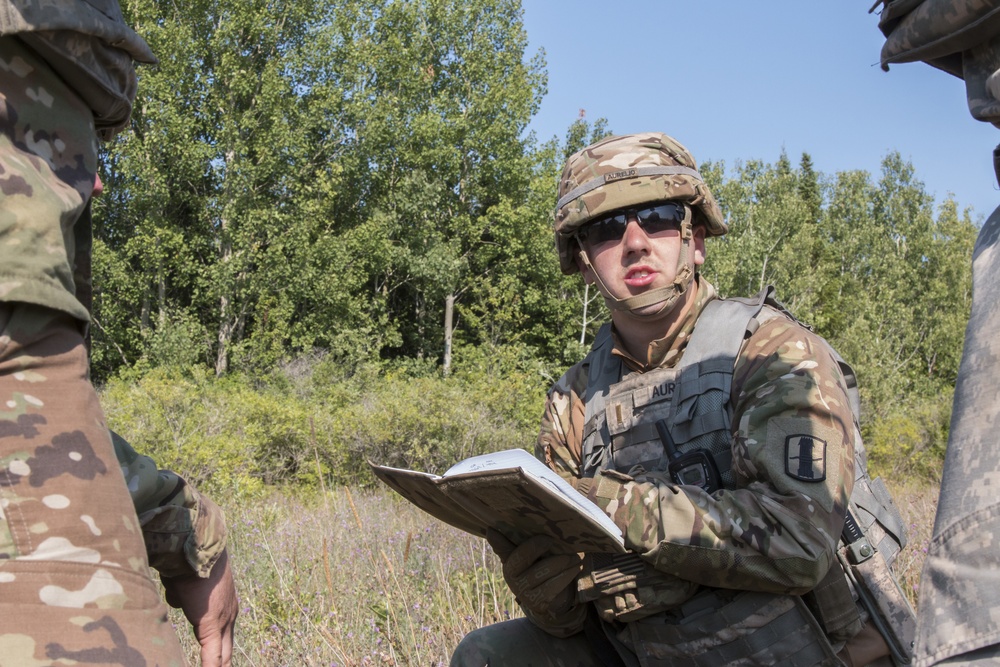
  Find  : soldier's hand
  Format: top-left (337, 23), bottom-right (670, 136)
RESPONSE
top-left (162, 548), bottom-right (239, 667)
top-left (486, 529), bottom-right (584, 618)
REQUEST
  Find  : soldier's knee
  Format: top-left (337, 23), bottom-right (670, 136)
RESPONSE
top-left (449, 627), bottom-right (491, 667)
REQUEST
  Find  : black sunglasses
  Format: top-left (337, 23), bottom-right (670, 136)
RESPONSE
top-left (578, 202), bottom-right (687, 246)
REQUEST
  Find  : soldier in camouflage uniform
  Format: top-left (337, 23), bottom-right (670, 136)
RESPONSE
top-left (875, 2), bottom-right (1000, 665)
top-left (452, 132), bottom-right (911, 666)
top-left (0, 1), bottom-right (237, 665)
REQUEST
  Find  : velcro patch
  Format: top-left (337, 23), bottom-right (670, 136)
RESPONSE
top-left (604, 168), bottom-right (636, 183)
top-left (784, 435), bottom-right (827, 482)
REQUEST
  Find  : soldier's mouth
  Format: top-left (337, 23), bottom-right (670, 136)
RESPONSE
top-left (625, 267), bottom-right (657, 287)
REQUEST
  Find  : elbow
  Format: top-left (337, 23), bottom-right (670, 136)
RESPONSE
top-left (777, 550), bottom-right (836, 595)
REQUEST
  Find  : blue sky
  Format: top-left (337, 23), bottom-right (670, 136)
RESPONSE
top-left (520, 1), bottom-right (999, 223)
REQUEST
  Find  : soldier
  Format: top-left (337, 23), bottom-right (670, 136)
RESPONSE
top-left (451, 132), bottom-right (913, 666)
top-left (0, 1), bottom-right (237, 665)
top-left (875, 2), bottom-right (1000, 665)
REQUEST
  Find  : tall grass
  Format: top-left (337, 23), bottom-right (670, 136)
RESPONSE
top-left (166, 480), bottom-right (939, 665)
top-left (170, 488), bottom-right (517, 666)
top-left (885, 478), bottom-right (940, 609)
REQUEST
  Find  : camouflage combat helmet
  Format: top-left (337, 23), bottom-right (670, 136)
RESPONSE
top-left (554, 132), bottom-right (727, 276)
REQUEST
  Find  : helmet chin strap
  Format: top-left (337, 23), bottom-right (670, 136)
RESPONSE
top-left (576, 215), bottom-right (696, 321)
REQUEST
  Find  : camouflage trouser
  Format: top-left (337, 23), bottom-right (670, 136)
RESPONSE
top-left (0, 37), bottom-right (186, 666)
top-left (450, 616), bottom-right (627, 667)
top-left (914, 203), bottom-right (1000, 667)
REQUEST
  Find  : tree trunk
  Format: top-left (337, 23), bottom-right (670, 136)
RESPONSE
top-left (140, 290), bottom-right (150, 334)
top-left (157, 249), bottom-right (166, 328)
top-left (215, 292), bottom-right (232, 376)
top-left (443, 293), bottom-right (454, 377)
top-left (215, 216), bottom-right (233, 376)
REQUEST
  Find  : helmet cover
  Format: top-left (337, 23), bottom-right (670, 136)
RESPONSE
top-left (554, 132), bottom-right (727, 275)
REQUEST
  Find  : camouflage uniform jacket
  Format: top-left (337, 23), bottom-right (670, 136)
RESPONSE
top-left (0, 0), bottom-right (154, 321)
top-left (536, 277), bottom-right (856, 631)
top-left (0, 0), bottom-right (224, 581)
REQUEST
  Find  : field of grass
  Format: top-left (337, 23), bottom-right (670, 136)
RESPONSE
top-left (166, 479), bottom-right (940, 665)
top-left (170, 487), bottom-right (517, 665)
top-left (884, 477), bottom-right (940, 609)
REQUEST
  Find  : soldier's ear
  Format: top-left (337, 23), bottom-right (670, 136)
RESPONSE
top-left (692, 225), bottom-right (707, 266)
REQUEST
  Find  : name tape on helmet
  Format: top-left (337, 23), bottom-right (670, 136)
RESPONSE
top-left (557, 165), bottom-right (704, 211)
top-left (604, 169), bottom-right (637, 183)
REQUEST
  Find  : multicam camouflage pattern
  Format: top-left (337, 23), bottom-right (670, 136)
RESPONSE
top-left (875, 0), bottom-right (1000, 126)
top-left (373, 458), bottom-right (627, 555)
top-left (577, 550), bottom-right (700, 625)
top-left (0, 36), bottom-right (96, 321)
top-left (0, 303), bottom-right (185, 665)
top-left (114, 432), bottom-right (227, 579)
top-left (0, 0), bottom-right (156, 139)
top-left (561, 279), bottom-right (854, 595)
top-left (875, 2), bottom-right (1000, 664)
top-left (554, 132), bottom-right (727, 275)
top-left (622, 589), bottom-right (842, 667)
top-left (0, 23), bottom-right (206, 666)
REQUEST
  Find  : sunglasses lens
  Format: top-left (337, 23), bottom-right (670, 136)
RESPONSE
top-left (582, 213), bottom-right (628, 245)
top-left (581, 202), bottom-right (686, 245)
top-left (635, 203), bottom-right (686, 232)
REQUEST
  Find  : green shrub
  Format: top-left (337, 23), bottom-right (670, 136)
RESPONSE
top-left (328, 374), bottom-right (536, 485)
top-left (101, 351), bottom-right (546, 493)
top-left (864, 390), bottom-right (950, 481)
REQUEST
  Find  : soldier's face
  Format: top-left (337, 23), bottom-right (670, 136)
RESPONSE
top-left (579, 211), bottom-right (706, 319)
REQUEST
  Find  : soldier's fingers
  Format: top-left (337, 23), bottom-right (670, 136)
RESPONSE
top-left (545, 585), bottom-right (577, 616)
top-left (502, 535), bottom-right (557, 578)
top-left (516, 561), bottom-right (583, 613)
top-left (485, 528), bottom-right (516, 560)
top-left (523, 552), bottom-right (584, 585)
top-left (510, 553), bottom-right (583, 596)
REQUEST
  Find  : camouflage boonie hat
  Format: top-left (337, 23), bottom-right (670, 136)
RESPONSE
top-left (554, 132), bottom-right (728, 275)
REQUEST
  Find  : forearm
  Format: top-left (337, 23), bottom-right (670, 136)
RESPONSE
top-left (584, 470), bottom-right (839, 594)
top-left (140, 490), bottom-right (228, 578)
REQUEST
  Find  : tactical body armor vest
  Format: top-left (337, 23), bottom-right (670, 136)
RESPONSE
top-left (576, 287), bottom-right (915, 666)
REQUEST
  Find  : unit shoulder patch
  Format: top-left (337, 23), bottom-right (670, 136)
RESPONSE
top-left (784, 434), bottom-right (827, 482)
top-left (764, 417), bottom-right (843, 514)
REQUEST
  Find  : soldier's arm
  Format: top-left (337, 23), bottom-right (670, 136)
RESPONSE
top-left (535, 360), bottom-right (589, 480)
top-left (112, 432), bottom-right (238, 666)
top-left (578, 318), bottom-right (855, 595)
top-left (112, 431), bottom-right (227, 577)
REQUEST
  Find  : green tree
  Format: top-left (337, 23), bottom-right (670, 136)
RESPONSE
top-left (322, 0), bottom-right (547, 371)
top-left (98, 0), bottom-right (346, 376)
top-left (96, 0), bottom-right (549, 378)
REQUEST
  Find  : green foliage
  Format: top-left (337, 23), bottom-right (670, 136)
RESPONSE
top-left (865, 390), bottom-right (951, 481)
top-left (96, 0), bottom-right (547, 379)
top-left (101, 354), bottom-right (546, 494)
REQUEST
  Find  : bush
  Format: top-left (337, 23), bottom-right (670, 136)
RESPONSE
top-left (100, 352), bottom-right (547, 493)
top-left (864, 390), bottom-right (950, 481)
